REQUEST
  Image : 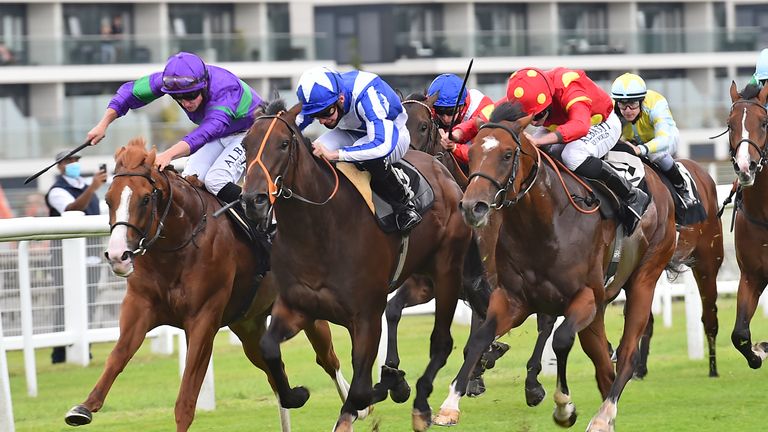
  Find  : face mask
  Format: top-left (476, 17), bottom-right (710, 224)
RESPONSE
top-left (64, 162), bottom-right (81, 178)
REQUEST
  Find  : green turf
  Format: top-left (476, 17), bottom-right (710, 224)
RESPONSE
top-left (8, 295), bottom-right (768, 431)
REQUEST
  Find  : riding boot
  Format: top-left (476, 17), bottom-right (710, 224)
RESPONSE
top-left (593, 159), bottom-right (650, 234)
top-left (364, 159), bottom-right (422, 233)
top-left (217, 182), bottom-right (272, 272)
top-left (663, 163), bottom-right (696, 208)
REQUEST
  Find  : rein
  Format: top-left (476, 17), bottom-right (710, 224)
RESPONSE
top-left (538, 151), bottom-right (601, 214)
top-left (245, 113), bottom-right (339, 206)
top-left (110, 170), bottom-right (207, 255)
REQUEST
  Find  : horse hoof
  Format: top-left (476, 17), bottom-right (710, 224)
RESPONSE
top-left (357, 405), bottom-right (373, 420)
top-left (390, 379), bottom-right (411, 404)
top-left (633, 367), bottom-right (647, 380)
top-left (65, 405), bottom-right (93, 426)
top-left (525, 385), bottom-right (546, 407)
top-left (481, 341), bottom-right (510, 370)
top-left (432, 408), bottom-right (459, 426)
top-left (281, 386), bottom-right (310, 409)
top-left (412, 408), bottom-right (432, 431)
top-left (709, 370), bottom-right (719, 378)
top-left (466, 376), bottom-right (486, 398)
top-left (553, 402), bottom-right (577, 428)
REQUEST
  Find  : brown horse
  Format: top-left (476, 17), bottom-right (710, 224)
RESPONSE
top-left (240, 100), bottom-right (488, 432)
top-left (726, 81), bottom-right (768, 368)
top-left (64, 138), bottom-right (358, 432)
top-left (432, 102), bottom-right (677, 431)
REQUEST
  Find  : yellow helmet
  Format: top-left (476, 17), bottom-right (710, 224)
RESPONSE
top-left (611, 73), bottom-right (647, 101)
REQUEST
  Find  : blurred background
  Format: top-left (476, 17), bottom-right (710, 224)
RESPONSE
top-left (0, 0), bottom-right (765, 214)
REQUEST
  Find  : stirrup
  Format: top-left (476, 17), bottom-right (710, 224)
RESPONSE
top-left (395, 208), bottom-right (422, 233)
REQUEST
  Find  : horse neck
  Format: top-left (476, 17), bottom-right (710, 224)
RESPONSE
top-left (500, 160), bottom-right (560, 238)
top-left (741, 168), bottom-right (768, 217)
top-left (154, 174), bottom-right (206, 249)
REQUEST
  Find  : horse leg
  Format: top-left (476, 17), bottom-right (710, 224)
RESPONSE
top-left (576, 308), bottom-right (615, 399)
top-left (410, 267), bottom-right (460, 432)
top-left (433, 289), bottom-right (527, 427)
top-left (524, 313), bottom-right (556, 407)
top-left (374, 277), bottom-right (432, 404)
top-left (731, 273), bottom-right (768, 369)
top-left (303, 319), bottom-right (371, 419)
top-left (634, 313), bottom-right (653, 379)
top-left (692, 261), bottom-right (721, 377)
top-left (65, 295), bottom-right (153, 426)
top-left (334, 317), bottom-right (382, 432)
top-left (587, 270), bottom-right (658, 432)
top-left (229, 318), bottom-right (292, 432)
top-left (174, 315), bottom-right (221, 432)
top-left (550, 287), bottom-right (598, 428)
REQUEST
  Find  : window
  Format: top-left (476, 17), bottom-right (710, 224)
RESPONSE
top-left (0, 4), bottom-right (26, 64)
top-left (475, 4), bottom-right (527, 56)
top-left (0, 83), bottom-right (29, 116)
top-left (169, 4), bottom-right (234, 61)
top-left (559, 3), bottom-right (608, 52)
top-left (63, 5), bottom-right (133, 64)
top-left (394, 5), bottom-right (444, 59)
top-left (636, 3), bottom-right (684, 53)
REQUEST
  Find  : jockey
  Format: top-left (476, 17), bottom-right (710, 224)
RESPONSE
top-left (296, 66), bottom-right (422, 233)
top-left (507, 67), bottom-right (649, 233)
top-left (86, 51), bottom-right (263, 206)
top-left (426, 74), bottom-right (495, 166)
top-left (611, 73), bottom-right (696, 208)
top-left (748, 48), bottom-right (768, 90)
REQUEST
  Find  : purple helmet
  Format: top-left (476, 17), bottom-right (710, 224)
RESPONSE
top-left (161, 52), bottom-right (208, 94)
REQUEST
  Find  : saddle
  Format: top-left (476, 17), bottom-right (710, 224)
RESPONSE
top-left (646, 162), bottom-right (707, 226)
top-left (336, 160), bottom-right (435, 233)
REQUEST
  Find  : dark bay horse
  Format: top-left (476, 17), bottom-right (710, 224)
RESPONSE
top-left (726, 81), bottom-right (768, 368)
top-left (433, 102), bottom-right (677, 431)
top-left (65, 138), bottom-right (357, 432)
top-left (240, 101), bottom-right (488, 432)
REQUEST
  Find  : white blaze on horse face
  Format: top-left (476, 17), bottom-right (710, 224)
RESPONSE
top-left (736, 107), bottom-right (753, 174)
top-left (106, 186), bottom-right (133, 270)
top-left (470, 136), bottom-right (501, 186)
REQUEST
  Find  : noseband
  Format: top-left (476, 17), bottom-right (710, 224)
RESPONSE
top-left (467, 122), bottom-right (540, 209)
top-left (110, 171), bottom-right (173, 256)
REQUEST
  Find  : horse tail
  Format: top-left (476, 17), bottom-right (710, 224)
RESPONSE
top-left (664, 253), bottom-right (696, 282)
top-left (461, 232), bottom-right (492, 319)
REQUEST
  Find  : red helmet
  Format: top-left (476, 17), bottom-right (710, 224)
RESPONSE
top-left (506, 68), bottom-right (552, 117)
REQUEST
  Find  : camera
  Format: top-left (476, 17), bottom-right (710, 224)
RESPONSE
top-left (99, 163), bottom-right (107, 173)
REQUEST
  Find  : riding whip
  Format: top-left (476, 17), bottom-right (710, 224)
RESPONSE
top-left (447, 58), bottom-right (475, 134)
top-left (25, 140), bottom-right (93, 184)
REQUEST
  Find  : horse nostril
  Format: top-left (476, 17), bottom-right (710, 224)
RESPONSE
top-left (473, 201), bottom-right (490, 217)
top-left (255, 194), bottom-right (269, 205)
top-left (121, 251), bottom-right (133, 261)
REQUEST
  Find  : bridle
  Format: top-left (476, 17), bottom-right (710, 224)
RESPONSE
top-left (244, 113), bottom-right (339, 208)
top-left (467, 122), bottom-right (540, 209)
top-left (403, 99), bottom-right (442, 158)
top-left (723, 99), bottom-right (768, 175)
top-left (109, 170), bottom-right (206, 256)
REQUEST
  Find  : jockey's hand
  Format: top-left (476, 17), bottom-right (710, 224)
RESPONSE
top-left (312, 142), bottom-right (339, 161)
top-left (155, 150), bottom-right (174, 171)
top-left (438, 129), bottom-right (456, 152)
top-left (86, 125), bottom-right (107, 145)
top-left (450, 129), bottom-right (464, 143)
top-left (523, 131), bottom-right (538, 146)
top-left (627, 142), bottom-right (642, 157)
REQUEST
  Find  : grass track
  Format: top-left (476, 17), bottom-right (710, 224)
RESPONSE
top-left (9, 295), bottom-right (768, 431)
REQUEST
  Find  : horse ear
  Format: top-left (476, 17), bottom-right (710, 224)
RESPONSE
top-left (113, 146), bottom-right (126, 167)
top-left (395, 88), bottom-right (405, 101)
top-left (146, 146), bottom-right (157, 167)
top-left (426, 91), bottom-right (439, 108)
top-left (759, 82), bottom-right (768, 106)
top-left (287, 102), bottom-right (302, 118)
top-left (519, 114), bottom-right (533, 130)
top-left (730, 81), bottom-right (740, 103)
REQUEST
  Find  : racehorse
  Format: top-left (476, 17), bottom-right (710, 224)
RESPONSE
top-left (382, 92), bottom-right (508, 398)
top-left (433, 102), bottom-right (677, 431)
top-left (240, 100), bottom-right (488, 432)
top-left (726, 81), bottom-right (768, 368)
top-left (64, 138), bottom-right (358, 432)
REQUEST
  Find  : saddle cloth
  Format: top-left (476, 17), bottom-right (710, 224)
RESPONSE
top-left (648, 162), bottom-right (707, 226)
top-left (336, 160), bottom-right (435, 233)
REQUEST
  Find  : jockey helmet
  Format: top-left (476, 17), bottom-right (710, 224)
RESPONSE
top-left (611, 73), bottom-right (647, 101)
top-left (161, 52), bottom-right (209, 94)
top-left (297, 67), bottom-right (343, 117)
top-left (428, 74), bottom-right (468, 107)
top-left (506, 68), bottom-right (552, 118)
top-left (755, 48), bottom-right (768, 81)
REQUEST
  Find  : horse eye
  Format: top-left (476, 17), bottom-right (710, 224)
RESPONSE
top-left (141, 195), bottom-right (150, 205)
top-left (503, 150), bottom-right (514, 160)
top-left (420, 123), bottom-right (428, 132)
top-left (281, 139), bottom-right (290, 149)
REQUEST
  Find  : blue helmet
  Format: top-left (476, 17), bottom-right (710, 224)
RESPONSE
top-left (161, 52), bottom-right (208, 94)
top-left (428, 74), bottom-right (468, 107)
top-left (296, 67), bottom-right (343, 116)
top-left (756, 48), bottom-right (768, 81)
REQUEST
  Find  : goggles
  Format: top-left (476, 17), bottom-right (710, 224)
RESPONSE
top-left (171, 91), bottom-right (202, 101)
top-left (162, 75), bottom-right (203, 92)
top-left (434, 105), bottom-right (463, 117)
top-left (617, 100), bottom-right (641, 110)
top-left (532, 108), bottom-right (549, 121)
top-left (314, 103), bottom-right (337, 119)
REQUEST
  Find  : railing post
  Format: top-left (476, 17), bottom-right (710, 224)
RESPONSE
top-left (61, 215), bottom-right (90, 366)
top-left (683, 269), bottom-right (704, 359)
top-left (17, 241), bottom-right (37, 397)
top-left (0, 311), bottom-right (15, 432)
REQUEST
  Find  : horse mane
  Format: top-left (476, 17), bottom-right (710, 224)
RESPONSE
top-left (489, 101), bottom-right (527, 123)
top-left (265, 99), bottom-right (287, 115)
top-left (405, 91), bottom-right (427, 102)
top-left (740, 83), bottom-right (761, 100)
top-left (115, 137), bottom-right (153, 170)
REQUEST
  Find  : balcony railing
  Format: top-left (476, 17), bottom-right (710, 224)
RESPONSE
top-left (0, 27), bottom-right (762, 67)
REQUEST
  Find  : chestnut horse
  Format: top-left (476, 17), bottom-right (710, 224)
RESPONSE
top-left (64, 138), bottom-right (357, 432)
top-left (240, 100), bottom-right (488, 432)
top-left (433, 102), bottom-right (677, 431)
top-left (726, 81), bottom-right (768, 368)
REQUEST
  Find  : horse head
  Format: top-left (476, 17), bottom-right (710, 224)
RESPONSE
top-left (728, 81), bottom-right (768, 187)
top-left (403, 91), bottom-right (440, 155)
top-left (461, 101), bottom-right (536, 227)
top-left (103, 138), bottom-right (169, 277)
top-left (241, 100), bottom-right (306, 231)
